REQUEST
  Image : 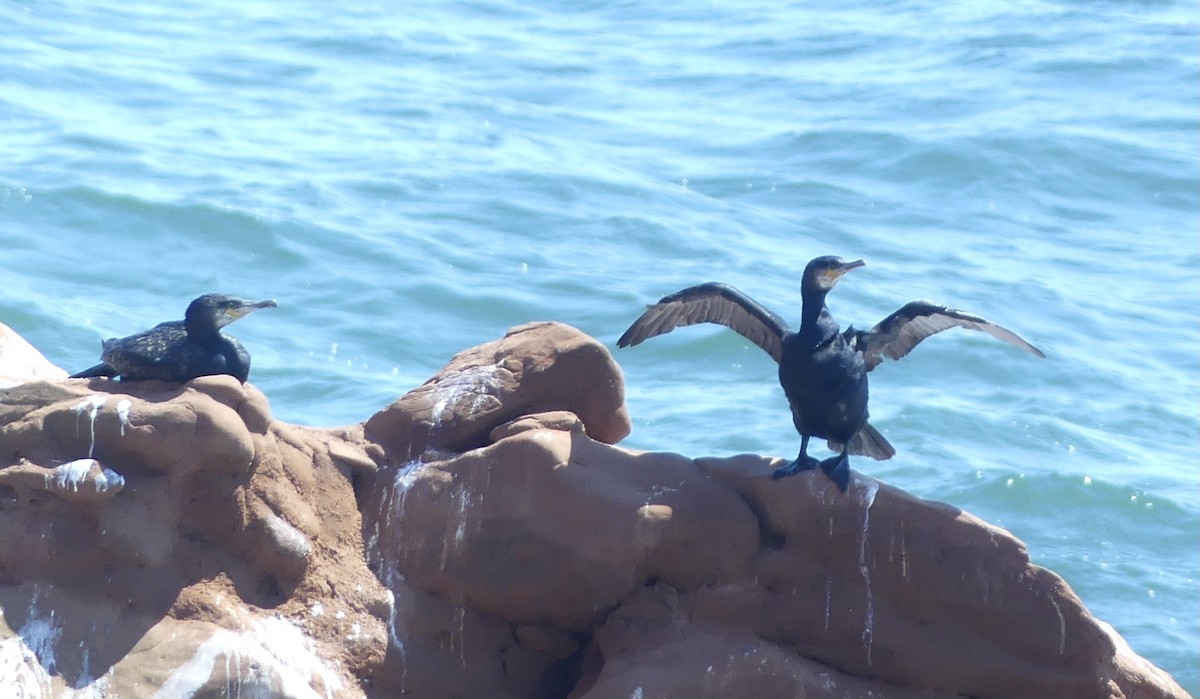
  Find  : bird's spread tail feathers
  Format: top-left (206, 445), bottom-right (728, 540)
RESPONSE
top-left (829, 423), bottom-right (895, 461)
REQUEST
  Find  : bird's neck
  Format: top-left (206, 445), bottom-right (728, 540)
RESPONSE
top-left (799, 289), bottom-right (838, 345)
top-left (184, 317), bottom-right (224, 346)
top-left (799, 288), bottom-right (830, 329)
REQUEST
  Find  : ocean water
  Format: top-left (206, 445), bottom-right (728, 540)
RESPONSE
top-left (2, 0), bottom-right (1197, 691)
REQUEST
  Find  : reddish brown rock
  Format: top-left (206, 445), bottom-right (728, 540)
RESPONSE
top-left (574, 585), bottom-right (962, 699)
top-left (694, 455), bottom-right (1181, 699)
top-left (0, 372), bottom-right (390, 697)
top-left (363, 321), bottom-right (631, 460)
top-left (0, 321), bottom-right (1190, 699)
top-left (363, 410), bottom-right (760, 632)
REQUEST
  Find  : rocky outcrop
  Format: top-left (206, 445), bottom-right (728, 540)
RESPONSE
top-left (0, 322), bottom-right (67, 388)
top-left (363, 321), bottom-right (630, 458)
top-left (0, 373), bottom-right (388, 697)
top-left (0, 321), bottom-right (1190, 698)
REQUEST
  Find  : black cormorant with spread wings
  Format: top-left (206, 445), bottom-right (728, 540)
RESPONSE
top-left (70, 293), bottom-right (278, 383)
top-left (617, 256), bottom-right (1044, 491)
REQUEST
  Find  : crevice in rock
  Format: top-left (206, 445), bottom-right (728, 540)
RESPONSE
top-left (562, 634), bottom-right (604, 699)
top-left (729, 486), bottom-right (786, 550)
top-left (254, 573), bottom-right (285, 606)
top-left (540, 631), bottom-right (592, 699)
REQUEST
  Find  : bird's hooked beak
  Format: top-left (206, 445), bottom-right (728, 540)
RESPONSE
top-left (226, 299), bottom-right (278, 320)
top-left (826, 259), bottom-right (865, 285)
top-left (839, 259), bottom-right (865, 273)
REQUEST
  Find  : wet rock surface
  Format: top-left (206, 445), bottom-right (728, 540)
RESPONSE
top-left (0, 321), bottom-right (1190, 698)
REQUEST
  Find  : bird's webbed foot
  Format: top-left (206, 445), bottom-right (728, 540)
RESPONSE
top-left (819, 454), bottom-right (852, 492)
top-left (771, 455), bottom-right (821, 480)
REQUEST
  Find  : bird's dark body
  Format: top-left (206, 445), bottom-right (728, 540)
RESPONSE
top-left (779, 323), bottom-right (868, 449)
top-left (98, 321), bottom-right (252, 383)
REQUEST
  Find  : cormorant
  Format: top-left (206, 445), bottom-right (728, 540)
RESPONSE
top-left (617, 256), bottom-right (1044, 491)
top-left (70, 293), bottom-right (278, 383)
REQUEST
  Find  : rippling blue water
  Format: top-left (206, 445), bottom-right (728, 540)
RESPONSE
top-left (2, 0), bottom-right (1197, 690)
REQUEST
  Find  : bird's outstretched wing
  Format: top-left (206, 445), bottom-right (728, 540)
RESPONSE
top-left (853, 300), bottom-right (1045, 371)
top-left (618, 282), bottom-right (791, 362)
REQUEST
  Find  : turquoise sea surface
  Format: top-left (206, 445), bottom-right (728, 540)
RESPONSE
top-left (2, 0), bottom-right (1197, 691)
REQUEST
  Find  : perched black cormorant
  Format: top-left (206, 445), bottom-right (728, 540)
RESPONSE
top-left (617, 256), bottom-right (1044, 491)
top-left (70, 293), bottom-right (278, 383)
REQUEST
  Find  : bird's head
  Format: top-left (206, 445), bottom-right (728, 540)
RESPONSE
top-left (803, 256), bottom-right (865, 295)
top-left (186, 294), bottom-right (278, 330)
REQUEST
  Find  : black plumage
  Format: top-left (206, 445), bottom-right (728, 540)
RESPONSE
top-left (617, 256), bottom-right (1044, 491)
top-left (70, 293), bottom-right (277, 383)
